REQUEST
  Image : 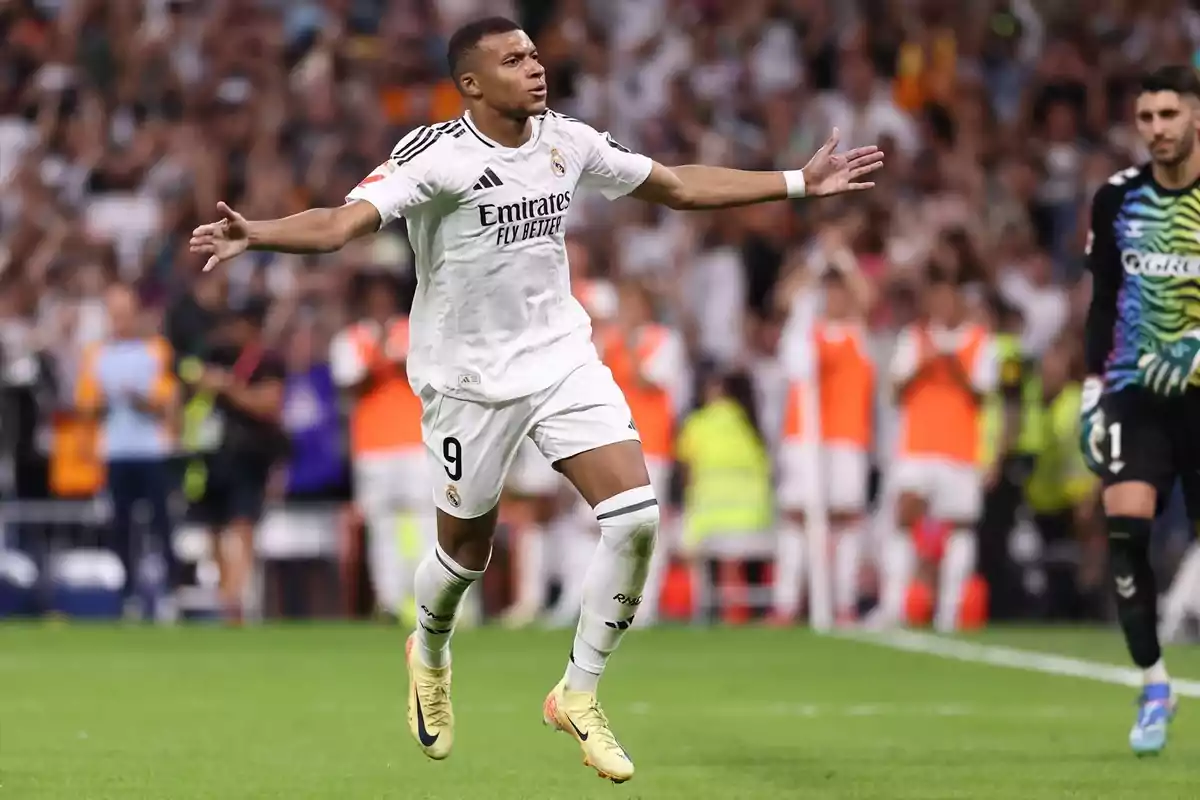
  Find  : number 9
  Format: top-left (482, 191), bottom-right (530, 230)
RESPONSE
top-left (443, 436), bottom-right (463, 481)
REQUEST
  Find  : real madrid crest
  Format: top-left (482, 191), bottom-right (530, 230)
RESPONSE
top-left (550, 147), bottom-right (566, 178)
top-left (445, 484), bottom-right (461, 508)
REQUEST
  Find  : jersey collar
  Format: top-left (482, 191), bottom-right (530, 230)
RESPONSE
top-left (461, 110), bottom-right (542, 152)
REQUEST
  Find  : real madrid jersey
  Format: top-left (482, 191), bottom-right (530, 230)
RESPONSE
top-left (346, 110), bottom-right (654, 403)
top-left (1085, 163), bottom-right (1200, 391)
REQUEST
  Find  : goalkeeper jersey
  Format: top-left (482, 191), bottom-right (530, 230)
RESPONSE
top-left (1085, 163), bottom-right (1200, 391)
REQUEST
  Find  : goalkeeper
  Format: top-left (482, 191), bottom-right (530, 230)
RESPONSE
top-left (1079, 65), bottom-right (1200, 757)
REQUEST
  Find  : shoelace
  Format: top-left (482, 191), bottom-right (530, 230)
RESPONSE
top-left (577, 698), bottom-right (621, 751)
top-left (417, 676), bottom-right (452, 727)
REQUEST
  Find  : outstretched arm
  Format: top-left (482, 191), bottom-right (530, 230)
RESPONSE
top-left (631, 128), bottom-right (883, 211)
top-left (192, 126), bottom-right (445, 271)
top-left (246, 202), bottom-right (380, 255)
top-left (190, 201), bottom-right (381, 270)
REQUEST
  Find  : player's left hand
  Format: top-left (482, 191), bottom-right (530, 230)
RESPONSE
top-left (801, 128), bottom-right (885, 196)
top-left (190, 202), bottom-right (250, 272)
top-left (1136, 336), bottom-right (1200, 397)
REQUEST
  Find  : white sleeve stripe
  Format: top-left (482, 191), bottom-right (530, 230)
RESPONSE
top-left (391, 120), bottom-right (461, 165)
top-left (605, 133), bottom-right (631, 153)
top-left (390, 126), bottom-right (430, 158)
top-left (392, 128), bottom-right (442, 166)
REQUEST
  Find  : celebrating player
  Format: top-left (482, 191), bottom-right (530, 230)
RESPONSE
top-left (190, 16), bottom-right (883, 783)
top-left (1080, 66), bottom-right (1200, 756)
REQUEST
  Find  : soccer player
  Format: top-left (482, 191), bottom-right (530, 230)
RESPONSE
top-left (874, 269), bottom-right (996, 632)
top-left (190, 16), bottom-right (883, 783)
top-left (1080, 65), bottom-right (1200, 756)
top-left (773, 257), bottom-right (875, 626)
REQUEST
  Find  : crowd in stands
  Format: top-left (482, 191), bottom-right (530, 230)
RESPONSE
top-left (2, 0), bottom-right (1199, 627)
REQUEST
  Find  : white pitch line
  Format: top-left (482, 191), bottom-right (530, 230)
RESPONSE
top-left (839, 628), bottom-right (1200, 697)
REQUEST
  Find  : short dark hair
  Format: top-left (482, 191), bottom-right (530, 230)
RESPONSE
top-left (447, 17), bottom-right (523, 80)
top-left (1139, 65), bottom-right (1200, 98)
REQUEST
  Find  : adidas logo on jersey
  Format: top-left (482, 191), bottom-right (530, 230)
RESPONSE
top-left (473, 168), bottom-right (504, 191)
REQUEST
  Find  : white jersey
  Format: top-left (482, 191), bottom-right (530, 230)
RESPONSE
top-left (346, 110), bottom-right (654, 402)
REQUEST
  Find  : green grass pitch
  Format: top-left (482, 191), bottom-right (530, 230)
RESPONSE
top-left (3, 624), bottom-right (1199, 799)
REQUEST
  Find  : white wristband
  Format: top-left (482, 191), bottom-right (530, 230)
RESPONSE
top-left (783, 169), bottom-right (806, 198)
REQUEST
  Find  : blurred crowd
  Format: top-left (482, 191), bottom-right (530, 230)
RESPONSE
top-left (4, 0), bottom-right (1200, 627)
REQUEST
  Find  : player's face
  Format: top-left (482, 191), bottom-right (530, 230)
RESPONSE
top-left (1135, 91), bottom-right (1200, 167)
top-left (462, 31), bottom-right (547, 117)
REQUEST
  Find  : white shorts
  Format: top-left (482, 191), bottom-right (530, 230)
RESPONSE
top-left (355, 448), bottom-right (430, 519)
top-left (422, 357), bottom-right (639, 518)
top-left (777, 441), bottom-right (869, 514)
top-left (506, 438), bottom-right (563, 497)
top-left (890, 457), bottom-right (983, 522)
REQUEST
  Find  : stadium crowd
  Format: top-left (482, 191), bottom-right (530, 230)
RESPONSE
top-left (2, 0), bottom-right (1199, 629)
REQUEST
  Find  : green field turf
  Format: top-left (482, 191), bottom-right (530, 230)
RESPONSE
top-left (2, 623), bottom-right (1199, 799)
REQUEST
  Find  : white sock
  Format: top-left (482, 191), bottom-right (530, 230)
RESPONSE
top-left (878, 532), bottom-right (916, 624)
top-left (367, 511), bottom-right (402, 613)
top-left (1144, 659), bottom-right (1170, 685)
top-left (833, 521), bottom-right (863, 620)
top-left (513, 522), bottom-right (548, 612)
top-left (772, 519), bottom-right (806, 617)
top-left (566, 485), bottom-right (659, 693)
top-left (934, 529), bottom-right (976, 633)
top-left (413, 543), bottom-right (486, 668)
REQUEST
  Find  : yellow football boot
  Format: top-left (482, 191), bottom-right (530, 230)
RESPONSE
top-left (542, 679), bottom-right (635, 783)
top-left (405, 634), bottom-right (454, 760)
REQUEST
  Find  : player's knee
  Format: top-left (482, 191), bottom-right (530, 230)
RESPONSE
top-left (596, 487), bottom-right (660, 559)
top-left (619, 504), bottom-right (660, 558)
top-left (1103, 482), bottom-right (1156, 518)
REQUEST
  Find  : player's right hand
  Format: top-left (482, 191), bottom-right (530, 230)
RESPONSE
top-left (190, 202), bottom-right (250, 272)
top-left (1079, 375), bottom-right (1107, 476)
top-left (1135, 333), bottom-right (1200, 397)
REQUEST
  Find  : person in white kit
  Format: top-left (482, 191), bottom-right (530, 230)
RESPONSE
top-left (190, 16), bottom-right (884, 783)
